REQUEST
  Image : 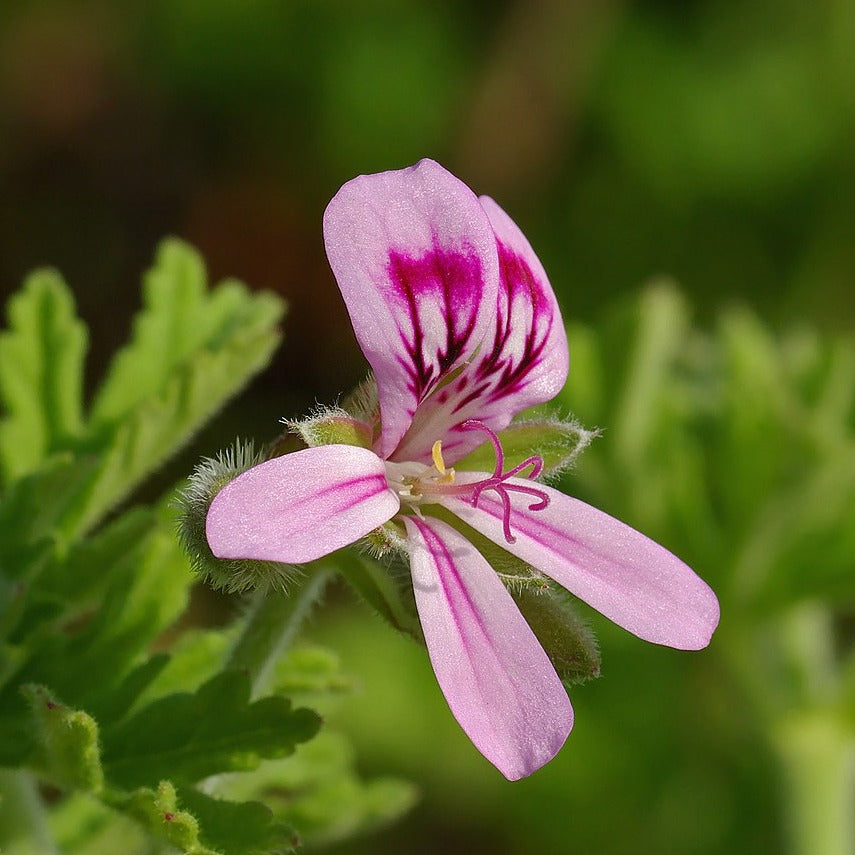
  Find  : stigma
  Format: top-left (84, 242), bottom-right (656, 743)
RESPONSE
top-left (385, 421), bottom-right (550, 544)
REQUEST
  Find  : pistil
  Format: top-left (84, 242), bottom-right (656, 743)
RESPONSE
top-left (390, 420), bottom-right (550, 544)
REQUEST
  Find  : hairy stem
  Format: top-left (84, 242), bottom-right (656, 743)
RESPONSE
top-left (227, 567), bottom-right (332, 697)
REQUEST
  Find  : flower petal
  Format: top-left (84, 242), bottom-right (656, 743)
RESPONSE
top-left (324, 159), bottom-right (500, 459)
top-left (395, 197), bottom-right (568, 464)
top-left (404, 515), bottom-right (573, 780)
top-left (438, 479), bottom-right (720, 650)
top-left (206, 446), bottom-right (399, 564)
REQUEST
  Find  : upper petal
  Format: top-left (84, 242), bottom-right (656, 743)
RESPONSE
top-left (394, 197), bottom-right (568, 464)
top-left (438, 480), bottom-right (720, 650)
top-left (323, 159), bottom-right (500, 459)
top-left (206, 445), bottom-right (399, 564)
top-left (404, 515), bottom-right (573, 780)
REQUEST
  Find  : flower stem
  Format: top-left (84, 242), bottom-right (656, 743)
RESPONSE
top-left (0, 769), bottom-right (59, 855)
top-left (226, 567), bottom-right (332, 697)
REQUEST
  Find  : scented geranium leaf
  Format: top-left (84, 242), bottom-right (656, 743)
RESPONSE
top-left (101, 670), bottom-right (320, 790)
top-left (49, 792), bottom-right (154, 855)
top-left (28, 508), bottom-right (158, 615)
top-left (0, 270), bottom-right (87, 484)
top-left (176, 786), bottom-right (299, 855)
top-left (21, 684), bottom-right (103, 794)
top-left (271, 645), bottom-right (354, 701)
top-left (89, 654), bottom-right (171, 724)
top-left (608, 282), bottom-right (691, 469)
top-left (212, 733), bottom-right (418, 848)
top-left (67, 239), bottom-right (285, 535)
top-left (454, 417), bottom-right (596, 479)
top-left (134, 629), bottom-right (232, 707)
top-left (91, 239), bottom-right (282, 424)
top-left (107, 780), bottom-right (217, 855)
top-left (0, 454), bottom-right (102, 578)
top-left (14, 512), bottom-right (192, 712)
top-left (714, 308), bottom-right (796, 532)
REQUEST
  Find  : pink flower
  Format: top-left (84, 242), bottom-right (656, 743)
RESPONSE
top-left (206, 159), bottom-right (719, 780)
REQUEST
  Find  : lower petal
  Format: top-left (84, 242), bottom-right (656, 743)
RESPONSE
top-left (438, 481), bottom-right (720, 651)
top-left (404, 515), bottom-right (573, 780)
top-left (206, 445), bottom-right (399, 564)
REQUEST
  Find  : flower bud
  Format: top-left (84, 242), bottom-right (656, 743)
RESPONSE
top-left (176, 440), bottom-right (303, 592)
top-left (285, 408), bottom-right (373, 449)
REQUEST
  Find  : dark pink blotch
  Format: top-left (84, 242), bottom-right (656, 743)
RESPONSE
top-left (387, 245), bottom-right (485, 402)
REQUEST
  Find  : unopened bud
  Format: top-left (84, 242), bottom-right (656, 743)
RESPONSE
top-left (285, 408), bottom-right (373, 449)
top-left (176, 440), bottom-right (303, 593)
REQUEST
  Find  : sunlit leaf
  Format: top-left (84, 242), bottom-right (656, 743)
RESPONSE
top-left (0, 271), bottom-right (87, 484)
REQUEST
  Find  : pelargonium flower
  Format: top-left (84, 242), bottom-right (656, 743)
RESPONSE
top-left (206, 159), bottom-right (719, 780)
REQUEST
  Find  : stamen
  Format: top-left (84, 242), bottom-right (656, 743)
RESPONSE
top-left (431, 440), bottom-right (447, 475)
top-left (461, 419), bottom-right (504, 477)
top-left (457, 419), bottom-right (550, 543)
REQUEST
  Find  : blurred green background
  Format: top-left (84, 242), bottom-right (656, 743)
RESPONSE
top-left (1, 1), bottom-right (853, 852)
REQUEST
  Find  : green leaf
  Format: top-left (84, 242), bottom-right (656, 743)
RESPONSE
top-left (271, 645), bottom-right (354, 701)
top-left (61, 239), bottom-right (284, 538)
top-left (16, 521), bottom-right (190, 699)
top-left (102, 670), bottom-right (321, 789)
top-left (212, 733), bottom-right (418, 848)
top-left (177, 787), bottom-right (298, 855)
top-left (610, 281), bottom-right (691, 468)
top-left (27, 508), bottom-right (158, 615)
top-left (91, 239), bottom-right (281, 425)
top-left (107, 780), bottom-right (217, 855)
top-left (0, 270), bottom-right (87, 484)
top-left (134, 629), bottom-right (232, 707)
top-left (21, 684), bottom-right (103, 794)
top-left (0, 454), bottom-right (101, 579)
top-left (89, 654), bottom-right (171, 724)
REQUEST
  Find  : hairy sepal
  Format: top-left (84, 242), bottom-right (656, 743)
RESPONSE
top-left (177, 440), bottom-right (302, 593)
top-left (454, 416), bottom-right (598, 480)
top-left (286, 408), bottom-right (373, 450)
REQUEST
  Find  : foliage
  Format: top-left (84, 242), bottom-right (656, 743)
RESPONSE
top-left (0, 243), bottom-right (413, 854)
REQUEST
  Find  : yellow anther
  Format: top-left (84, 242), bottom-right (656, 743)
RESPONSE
top-left (431, 440), bottom-right (447, 475)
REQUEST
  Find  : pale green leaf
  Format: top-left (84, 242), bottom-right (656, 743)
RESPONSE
top-left (212, 732), bottom-right (418, 848)
top-left (21, 684), bottom-right (103, 794)
top-left (0, 271), bottom-right (87, 484)
top-left (91, 239), bottom-right (284, 426)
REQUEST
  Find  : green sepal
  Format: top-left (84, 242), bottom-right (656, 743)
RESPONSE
top-left (510, 580), bottom-right (601, 686)
top-left (21, 684), bottom-right (104, 794)
top-left (454, 417), bottom-right (597, 478)
top-left (425, 506), bottom-right (602, 685)
top-left (287, 409), bottom-right (373, 449)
